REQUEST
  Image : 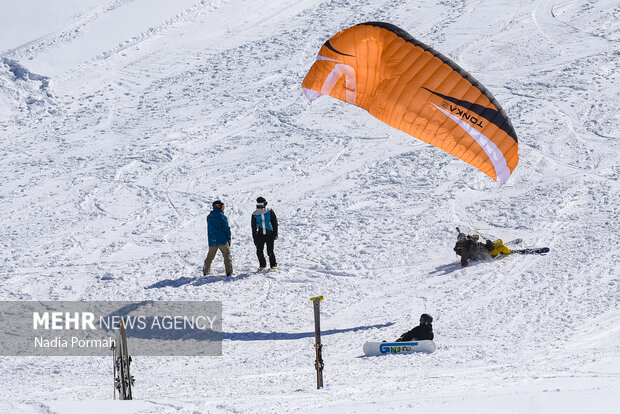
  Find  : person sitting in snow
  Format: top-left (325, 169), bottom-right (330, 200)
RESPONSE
top-left (395, 314), bottom-right (434, 342)
top-left (454, 231), bottom-right (489, 267)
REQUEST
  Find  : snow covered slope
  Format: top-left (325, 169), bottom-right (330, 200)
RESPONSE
top-left (0, 0), bottom-right (618, 412)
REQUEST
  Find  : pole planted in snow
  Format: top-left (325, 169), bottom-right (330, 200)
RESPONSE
top-left (310, 296), bottom-right (324, 389)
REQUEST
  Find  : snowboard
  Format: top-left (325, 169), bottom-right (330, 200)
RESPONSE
top-left (512, 247), bottom-right (550, 255)
top-left (363, 340), bottom-right (436, 356)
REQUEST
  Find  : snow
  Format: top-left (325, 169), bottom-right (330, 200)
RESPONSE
top-left (0, 0), bottom-right (619, 412)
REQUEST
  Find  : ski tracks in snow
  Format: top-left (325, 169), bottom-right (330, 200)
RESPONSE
top-left (1, 0), bottom-right (619, 409)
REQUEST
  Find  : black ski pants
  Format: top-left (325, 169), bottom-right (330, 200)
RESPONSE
top-left (255, 233), bottom-right (277, 268)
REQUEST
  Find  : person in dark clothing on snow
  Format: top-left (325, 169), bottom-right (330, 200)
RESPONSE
top-left (251, 196), bottom-right (278, 271)
top-left (454, 231), bottom-right (489, 267)
top-left (395, 314), bottom-right (434, 342)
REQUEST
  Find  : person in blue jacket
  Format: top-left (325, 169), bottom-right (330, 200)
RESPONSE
top-left (203, 200), bottom-right (233, 276)
top-left (251, 197), bottom-right (278, 271)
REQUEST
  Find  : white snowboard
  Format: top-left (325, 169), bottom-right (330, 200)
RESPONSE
top-left (363, 340), bottom-right (436, 356)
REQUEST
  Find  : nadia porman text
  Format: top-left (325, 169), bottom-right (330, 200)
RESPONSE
top-left (34, 336), bottom-right (114, 348)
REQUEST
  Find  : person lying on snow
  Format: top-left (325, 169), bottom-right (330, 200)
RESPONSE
top-left (395, 314), bottom-right (434, 342)
top-left (454, 230), bottom-right (512, 267)
top-left (485, 239), bottom-right (511, 257)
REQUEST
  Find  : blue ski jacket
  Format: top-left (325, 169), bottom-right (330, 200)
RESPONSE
top-left (251, 208), bottom-right (278, 241)
top-left (207, 208), bottom-right (231, 247)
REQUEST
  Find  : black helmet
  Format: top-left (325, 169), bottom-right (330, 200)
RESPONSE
top-left (256, 196), bottom-right (267, 208)
top-left (212, 200), bottom-right (223, 209)
top-left (420, 313), bottom-right (433, 325)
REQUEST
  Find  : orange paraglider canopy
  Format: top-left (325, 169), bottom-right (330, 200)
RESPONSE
top-left (302, 22), bottom-right (519, 185)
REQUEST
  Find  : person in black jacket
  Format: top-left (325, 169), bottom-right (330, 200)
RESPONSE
top-left (251, 197), bottom-right (278, 271)
top-left (395, 314), bottom-right (434, 342)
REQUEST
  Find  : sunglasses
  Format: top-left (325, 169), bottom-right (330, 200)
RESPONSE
top-left (256, 203), bottom-right (265, 208)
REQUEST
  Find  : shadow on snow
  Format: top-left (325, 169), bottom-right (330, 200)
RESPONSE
top-left (146, 273), bottom-right (252, 289)
top-left (429, 259), bottom-right (493, 275)
top-left (223, 322), bottom-right (395, 341)
top-left (429, 262), bottom-right (463, 275)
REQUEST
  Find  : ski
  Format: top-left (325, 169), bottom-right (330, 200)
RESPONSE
top-left (310, 296), bottom-right (324, 389)
top-left (113, 317), bottom-right (134, 400)
top-left (113, 330), bottom-right (124, 399)
top-left (112, 339), bottom-right (117, 400)
top-left (120, 319), bottom-right (133, 400)
top-left (512, 247), bottom-right (550, 255)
